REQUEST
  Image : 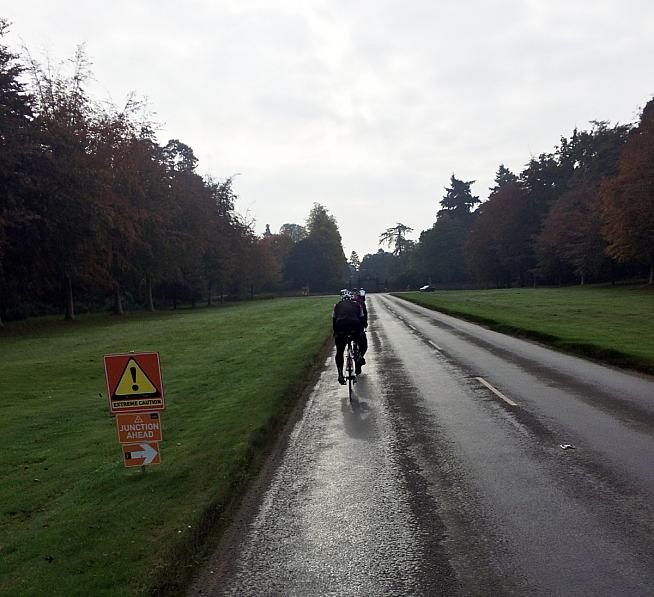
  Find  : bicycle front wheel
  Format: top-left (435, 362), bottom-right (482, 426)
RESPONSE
top-left (346, 352), bottom-right (354, 401)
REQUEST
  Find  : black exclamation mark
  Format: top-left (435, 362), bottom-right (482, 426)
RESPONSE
top-left (130, 367), bottom-right (139, 392)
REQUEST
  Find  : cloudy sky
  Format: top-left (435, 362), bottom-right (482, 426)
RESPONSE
top-left (4, 1), bottom-right (654, 257)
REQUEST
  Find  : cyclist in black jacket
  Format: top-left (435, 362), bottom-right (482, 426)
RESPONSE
top-left (333, 291), bottom-right (368, 384)
top-left (351, 288), bottom-right (368, 328)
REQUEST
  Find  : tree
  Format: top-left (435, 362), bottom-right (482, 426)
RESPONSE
top-left (164, 139), bottom-right (212, 307)
top-left (344, 251), bottom-right (361, 288)
top-left (162, 138), bottom-right (197, 173)
top-left (306, 203), bottom-right (347, 289)
top-left (279, 223), bottom-right (307, 243)
top-left (379, 223), bottom-right (414, 255)
top-left (91, 99), bottom-right (163, 314)
top-left (510, 147), bottom-right (585, 284)
top-left (25, 45), bottom-right (108, 320)
top-left (359, 249), bottom-right (395, 291)
top-left (0, 20), bottom-right (38, 325)
top-left (283, 204), bottom-right (346, 291)
top-left (120, 130), bottom-right (178, 311)
top-left (466, 175), bottom-right (518, 287)
top-left (466, 166), bottom-right (536, 287)
top-left (418, 215), bottom-right (471, 283)
top-left (348, 251), bottom-right (361, 271)
top-left (417, 175), bottom-right (479, 284)
top-left (438, 175), bottom-right (480, 220)
top-left (601, 99), bottom-right (654, 283)
top-left (489, 164), bottom-right (518, 194)
top-left (538, 122), bottom-right (630, 284)
top-left (204, 176), bottom-right (241, 303)
top-left (538, 187), bottom-right (604, 284)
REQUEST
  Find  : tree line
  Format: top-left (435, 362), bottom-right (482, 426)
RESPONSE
top-left (0, 22), bottom-right (347, 324)
top-left (352, 101), bottom-right (654, 290)
top-left (3, 20), bottom-right (652, 324)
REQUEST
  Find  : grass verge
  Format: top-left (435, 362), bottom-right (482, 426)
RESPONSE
top-left (395, 286), bottom-right (654, 374)
top-left (0, 297), bottom-right (334, 596)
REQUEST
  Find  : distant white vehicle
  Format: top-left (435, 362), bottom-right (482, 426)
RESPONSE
top-left (419, 284), bottom-right (434, 292)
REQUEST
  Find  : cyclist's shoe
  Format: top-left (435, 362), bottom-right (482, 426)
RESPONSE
top-left (355, 362), bottom-right (362, 375)
top-left (338, 374), bottom-right (346, 385)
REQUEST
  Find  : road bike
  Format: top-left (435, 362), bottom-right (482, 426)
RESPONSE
top-left (344, 334), bottom-right (360, 402)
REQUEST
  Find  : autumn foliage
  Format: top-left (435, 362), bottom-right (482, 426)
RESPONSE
top-left (0, 23), bottom-right (348, 324)
top-left (601, 102), bottom-right (654, 284)
top-left (361, 105), bottom-right (653, 291)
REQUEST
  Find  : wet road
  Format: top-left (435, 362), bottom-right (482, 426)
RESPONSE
top-left (192, 294), bottom-right (654, 596)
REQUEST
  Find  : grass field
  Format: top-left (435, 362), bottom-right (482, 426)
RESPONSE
top-left (0, 297), bottom-right (334, 596)
top-left (396, 285), bottom-right (654, 373)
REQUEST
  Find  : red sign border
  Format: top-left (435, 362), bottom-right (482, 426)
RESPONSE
top-left (104, 351), bottom-right (165, 414)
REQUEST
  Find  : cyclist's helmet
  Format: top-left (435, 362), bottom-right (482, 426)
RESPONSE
top-left (340, 289), bottom-right (352, 300)
top-left (359, 288), bottom-right (366, 297)
top-left (351, 288), bottom-right (360, 297)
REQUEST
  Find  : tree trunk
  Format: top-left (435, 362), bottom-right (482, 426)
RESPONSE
top-left (64, 273), bottom-right (75, 321)
top-left (649, 261), bottom-right (653, 285)
top-left (207, 281), bottom-right (213, 307)
top-left (114, 284), bottom-right (124, 315)
top-left (580, 273), bottom-right (585, 286)
top-left (145, 274), bottom-right (155, 312)
top-left (250, 284), bottom-right (254, 300)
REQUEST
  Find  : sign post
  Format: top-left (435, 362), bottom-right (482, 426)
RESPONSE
top-left (104, 352), bottom-right (165, 469)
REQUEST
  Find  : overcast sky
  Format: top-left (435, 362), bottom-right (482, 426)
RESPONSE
top-left (5, 1), bottom-right (654, 258)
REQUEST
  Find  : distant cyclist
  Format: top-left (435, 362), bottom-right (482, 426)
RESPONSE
top-left (333, 291), bottom-right (368, 384)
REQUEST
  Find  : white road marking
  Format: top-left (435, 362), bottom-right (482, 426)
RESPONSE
top-left (475, 377), bottom-right (518, 407)
top-left (408, 324), bottom-right (416, 330)
top-left (428, 340), bottom-right (442, 351)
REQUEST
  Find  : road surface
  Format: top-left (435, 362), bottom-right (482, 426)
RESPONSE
top-left (191, 294), bottom-right (654, 596)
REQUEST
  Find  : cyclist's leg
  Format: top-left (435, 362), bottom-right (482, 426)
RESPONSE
top-left (351, 332), bottom-right (363, 374)
top-left (353, 329), bottom-right (367, 371)
top-left (335, 333), bottom-right (346, 384)
top-left (357, 330), bottom-right (368, 359)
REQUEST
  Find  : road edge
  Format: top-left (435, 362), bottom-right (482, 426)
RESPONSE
top-left (147, 335), bottom-right (334, 596)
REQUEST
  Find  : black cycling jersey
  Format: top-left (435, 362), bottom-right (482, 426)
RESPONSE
top-left (332, 299), bottom-right (365, 334)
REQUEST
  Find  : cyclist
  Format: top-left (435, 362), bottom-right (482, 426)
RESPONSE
top-left (351, 288), bottom-right (368, 328)
top-left (333, 291), bottom-right (368, 384)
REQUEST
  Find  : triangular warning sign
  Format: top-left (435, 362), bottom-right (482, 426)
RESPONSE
top-left (112, 358), bottom-right (161, 400)
top-left (134, 415), bottom-right (143, 423)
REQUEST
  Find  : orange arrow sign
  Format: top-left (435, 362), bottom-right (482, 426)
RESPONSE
top-left (121, 442), bottom-right (161, 467)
